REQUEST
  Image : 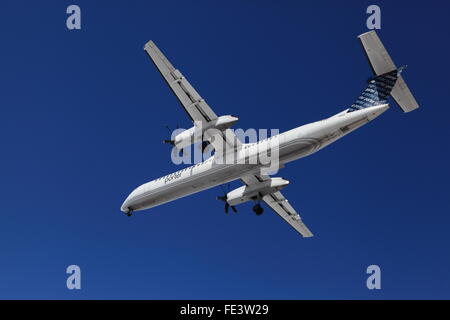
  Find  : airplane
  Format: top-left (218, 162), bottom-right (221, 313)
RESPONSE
top-left (120, 31), bottom-right (419, 238)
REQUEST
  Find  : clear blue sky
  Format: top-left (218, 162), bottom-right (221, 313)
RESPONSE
top-left (0, 0), bottom-right (449, 299)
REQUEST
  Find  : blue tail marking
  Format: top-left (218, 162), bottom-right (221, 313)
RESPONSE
top-left (348, 68), bottom-right (403, 112)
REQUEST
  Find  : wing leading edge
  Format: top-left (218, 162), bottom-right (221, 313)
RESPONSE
top-left (144, 40), bottom-right (242, 151)
top-left (144, 40), bottom-right (218, 123)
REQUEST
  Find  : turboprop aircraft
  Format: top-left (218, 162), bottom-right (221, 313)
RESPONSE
top-left (121, 31), bottom-right (419, 238)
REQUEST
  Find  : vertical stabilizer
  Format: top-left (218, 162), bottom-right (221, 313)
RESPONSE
top-left (348, 69), bottom-right (398, 112)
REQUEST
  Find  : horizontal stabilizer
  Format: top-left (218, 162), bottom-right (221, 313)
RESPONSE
top-left (358, 31), bottom-right (419, 113)
top-left (390, 75), bottom-right (419, 112)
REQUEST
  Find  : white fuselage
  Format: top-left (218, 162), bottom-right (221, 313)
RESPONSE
top-left (121, 104), bottom-right (389, 213)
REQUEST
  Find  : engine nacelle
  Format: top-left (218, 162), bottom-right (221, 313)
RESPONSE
top-left (172, 115), bottom-right (238, 149)
top-left (226, 177), bottom-right (289, 206)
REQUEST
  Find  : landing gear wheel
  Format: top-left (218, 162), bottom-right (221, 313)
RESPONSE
top-left (252, 204), bottom-right (264, 216)
top-left (124, 209), bottom-right (133, 217)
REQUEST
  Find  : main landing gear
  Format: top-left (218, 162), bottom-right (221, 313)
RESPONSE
top-left (252, 203), bottom-right (264, 216)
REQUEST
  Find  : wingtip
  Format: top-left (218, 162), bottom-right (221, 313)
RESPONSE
top-left (358, 30), bottom-right (377, 38)
top-left (143, 40), bottom-right (155, 50)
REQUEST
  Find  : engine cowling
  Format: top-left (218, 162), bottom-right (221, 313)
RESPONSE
top-left (172, 115), bottom-right (238, 149)
top-left (226, 177), bottom-right (289, 206)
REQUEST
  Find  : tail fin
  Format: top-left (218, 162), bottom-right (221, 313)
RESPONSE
top-left (354, 31), bottom-right (419, 113)
top-left (348, 68), bottom-right (400, 112)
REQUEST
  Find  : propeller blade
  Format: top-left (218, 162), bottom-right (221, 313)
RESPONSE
top-left (218, 184), bottom-right (235, 214)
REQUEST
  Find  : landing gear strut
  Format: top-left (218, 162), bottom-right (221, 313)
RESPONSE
top-left (252, 203), bottom-right (264, 216)
top-left (124, 208), bottom-right (133, 217)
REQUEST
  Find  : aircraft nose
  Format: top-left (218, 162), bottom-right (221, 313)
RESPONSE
top-left (120, 184), bottom-right (146, 213)
top-left (120, 198), bottom-right (131, 213)
top-left (120, 192), bottom-right (136, 213)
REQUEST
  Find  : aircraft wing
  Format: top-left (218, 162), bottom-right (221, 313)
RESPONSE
top-left (241, 175), bottom-right (314, 238)
top-left (144, 41), bottom-right (241, 150)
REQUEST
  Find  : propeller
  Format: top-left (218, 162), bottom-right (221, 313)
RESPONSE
top-left (217, 184), bottom-right (237, 214)
top-left (163, 125), bottom-right (176, 145)
top-left (164, 125), bottom-right (184, 156)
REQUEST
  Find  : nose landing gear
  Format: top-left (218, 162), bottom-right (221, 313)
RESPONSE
top-left (123, 208), bottom-right (133, 217)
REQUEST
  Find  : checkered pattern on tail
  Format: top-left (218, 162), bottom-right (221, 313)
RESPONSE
top-left (348, 69), bottom-right (399, 112)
